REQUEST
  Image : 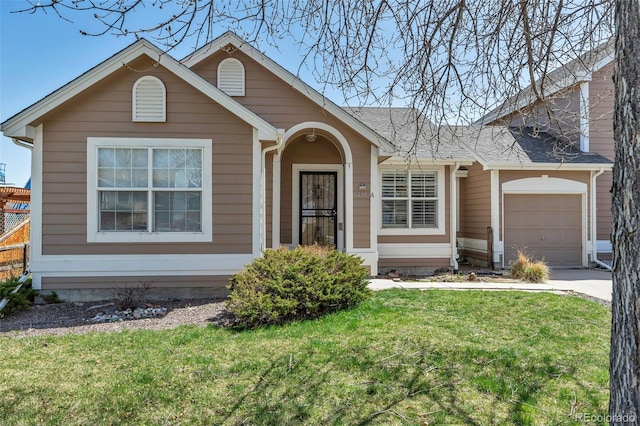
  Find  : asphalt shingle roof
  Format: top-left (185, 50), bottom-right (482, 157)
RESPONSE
top-left (346, 107), bottom-right (474, 161)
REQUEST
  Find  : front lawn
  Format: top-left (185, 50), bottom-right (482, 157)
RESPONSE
top-left (0, 290), bottom-right (610, 425)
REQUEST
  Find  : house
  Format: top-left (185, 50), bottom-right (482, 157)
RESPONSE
top-left (477, 40), bottom-right (615, 267)
top-left (0, 32), bottom-right (613, 301)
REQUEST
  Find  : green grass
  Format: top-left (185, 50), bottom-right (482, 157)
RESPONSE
top-left (0, 290), bottom-right (610, 425)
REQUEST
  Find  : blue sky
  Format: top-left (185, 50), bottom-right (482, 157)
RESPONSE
top-left (0, 1), bottom-right (346, 187)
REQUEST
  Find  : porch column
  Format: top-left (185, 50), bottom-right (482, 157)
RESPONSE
top-left (272, 152), bottom-right (281, 249)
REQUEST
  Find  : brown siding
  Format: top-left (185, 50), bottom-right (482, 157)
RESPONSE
top-left (589, 61), bottom-right (614, 242)
top-left (497, 86), bottom-right (581, 144)
top-left (460, 163), bottom-right (491, 240)
top-left (191, 51), bottom-right (373, 249)
top-left (37, 55), bottom-right (255, 255)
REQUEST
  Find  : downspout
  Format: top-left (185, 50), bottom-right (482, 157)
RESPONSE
top-left (12, 138), bottom-right (34, 150)
top-left (450, 162), bottom-right (461, 272)
top-left (261, 129), bottom-right (285, 251)
top-left (590, 167), bottom-right (611, 271)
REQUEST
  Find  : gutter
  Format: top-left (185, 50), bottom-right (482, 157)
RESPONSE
top-left (590, 168), bottom-right (612, 271)
top-left (450, 162), bottom-right (461, 272)
top-left (260, 129), bottom-right (285, 250)
top-left (12, 138), bottom-right (34, 150)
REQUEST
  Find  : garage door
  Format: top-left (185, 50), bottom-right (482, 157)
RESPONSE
top-left (504, 194), bottom-right (582, 267)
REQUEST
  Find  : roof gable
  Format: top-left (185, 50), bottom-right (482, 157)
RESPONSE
top-left (477, 39), bottom-right (614, 125)
top-left (182, 32), bottom-right (396, 153)
top-left (1, 39), bottom-right (277, 141)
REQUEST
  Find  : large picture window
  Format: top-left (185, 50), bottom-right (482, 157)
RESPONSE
top-left (87, 138), bottom-right (212, 243)
top-left (381, 170), bottom-right (443, 232)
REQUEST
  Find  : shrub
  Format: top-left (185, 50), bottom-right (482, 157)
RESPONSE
top-left (0, 276), bottom-right (35, 318)
top-left (227, 245), bottom-right (370, 328)
top-left (510, 250), bottom-right (550, 283)
top-left (112, 280), bottom-right (153, 310)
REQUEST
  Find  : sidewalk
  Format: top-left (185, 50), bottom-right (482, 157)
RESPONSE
top-left (368, 269), bottom-right (613, 303)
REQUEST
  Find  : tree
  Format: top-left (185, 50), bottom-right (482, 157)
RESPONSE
top-left (14, 0), bottom-right (639, 421)
top-left (610, 0), bottom-right (640, 422)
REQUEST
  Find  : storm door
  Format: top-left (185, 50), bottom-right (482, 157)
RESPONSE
top-left (299, 172), bottom-right (337, 247)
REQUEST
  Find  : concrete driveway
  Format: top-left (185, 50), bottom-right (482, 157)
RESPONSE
top-left (368, 268), bottom-right (613, 303)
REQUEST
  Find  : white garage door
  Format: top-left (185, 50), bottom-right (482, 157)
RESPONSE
top-left (504, 194), bottom-right (582, 267)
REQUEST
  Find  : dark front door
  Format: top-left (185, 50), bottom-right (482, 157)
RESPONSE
top-left (300, 172), bottom-right (337, 247)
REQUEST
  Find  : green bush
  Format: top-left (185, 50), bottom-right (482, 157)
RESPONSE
top-left (510, 250), bottom-right (550, 283)
top-left (0, 276), bottom-right (35, 318)
top-left (227, 245), bottom-right (370, 328)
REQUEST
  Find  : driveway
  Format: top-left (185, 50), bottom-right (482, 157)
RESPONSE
top-left (368, 269), bottom-right (613, 303)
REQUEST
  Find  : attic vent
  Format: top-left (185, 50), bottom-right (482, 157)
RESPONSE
top-left (132, 76), bottom-right (166, 122)
top-left (217, 58), bottom-right (245, 96)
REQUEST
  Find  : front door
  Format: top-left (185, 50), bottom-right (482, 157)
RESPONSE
top-left (300, 172), bottom-right (337, 247)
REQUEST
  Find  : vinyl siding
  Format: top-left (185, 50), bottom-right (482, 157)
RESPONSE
top-left (460, 163), bottom-right (491, 240)
top-left (588, 61), bottom-right (614, 242)
top-left (36, 55), bottom-right (255, 256)
top-left (496, 86), bottom-right (581, 144)
top-left (191, 50), bottom-right (374, 249)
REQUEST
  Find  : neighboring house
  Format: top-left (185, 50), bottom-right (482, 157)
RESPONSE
top-left (478, 40), bottom-right (615, 266)
top-left (0, 32), bottom-right (613, 300)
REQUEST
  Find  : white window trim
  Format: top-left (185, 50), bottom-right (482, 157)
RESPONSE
top-left (378, 166), bottom-right (446, 236)
top-left (132, 76), bottom-right (166, 122)
top-left (87, 137), bottom-right (212, 243)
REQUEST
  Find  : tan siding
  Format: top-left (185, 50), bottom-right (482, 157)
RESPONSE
top-left (37, 54), bottom-right (255, 256)
top-left (191, 51), bottom-right (373, 249)
top-left (596, 171), bottom-right (612, 241)
top-left (460, 163), bottom-right (491, 240)
top-left (589, 62), bottom-right (614, 243)
top-left (589, 62), bottom-right (614, 160)
top-left (497, 86), bottom-right (581, 144)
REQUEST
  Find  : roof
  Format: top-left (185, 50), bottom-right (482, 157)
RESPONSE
top-left (182, 32), bottom-right (396, 153)
top-left (457, 126), bottom-right (613, 169)
top-left (346, 107), bottom-right (475, 162)
top-left (1, 38), bottom-right (278, 141)
top-left (477, 39), bottom-right (614, 125)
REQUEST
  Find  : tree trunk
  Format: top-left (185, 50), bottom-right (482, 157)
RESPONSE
top-left (609, 0), bottom-right (640, 423)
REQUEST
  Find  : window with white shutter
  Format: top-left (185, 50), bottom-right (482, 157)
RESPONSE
top-left (217, 58), bottom-right (245, 96)
top-left (381, 170), bottom-right (440, 229)
top-left (132, 76), bottom-right (166, 122)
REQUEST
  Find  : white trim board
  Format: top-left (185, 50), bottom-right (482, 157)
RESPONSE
top-left (378, 243), bottom-right (451, 259)
top-left (31, 254), bottom-right (252, 277)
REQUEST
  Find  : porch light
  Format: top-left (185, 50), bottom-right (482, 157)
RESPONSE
top-left (306, 129), bottom-right (317, 142)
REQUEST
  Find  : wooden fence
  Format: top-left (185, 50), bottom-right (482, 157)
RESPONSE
top-left (0, 218), bottom-right (30, 280)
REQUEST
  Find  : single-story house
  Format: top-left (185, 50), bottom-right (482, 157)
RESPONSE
top-left (0, 32), bottom-right (613, 300)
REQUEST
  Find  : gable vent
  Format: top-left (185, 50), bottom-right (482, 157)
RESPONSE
top-left (217, 58), bottom-right (245, 96)
top-left (132, 76), bottom-right (166, 122)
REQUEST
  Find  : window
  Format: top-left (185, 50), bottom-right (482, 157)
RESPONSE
top-left (380, 169), bottom-right (444, 233)
top-left (132, 76), bottom-right (166, 122)
top-left (87, 138), bottom-right (212, 243)
top-left (217, 58), bottom-right (245, 96)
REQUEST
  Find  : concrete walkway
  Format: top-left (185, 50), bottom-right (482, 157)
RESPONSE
top-left (368, 269), bottom-right (613, 303)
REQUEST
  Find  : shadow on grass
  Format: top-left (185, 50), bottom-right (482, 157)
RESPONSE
top-left (212, 342), bottom-right (605, 425)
